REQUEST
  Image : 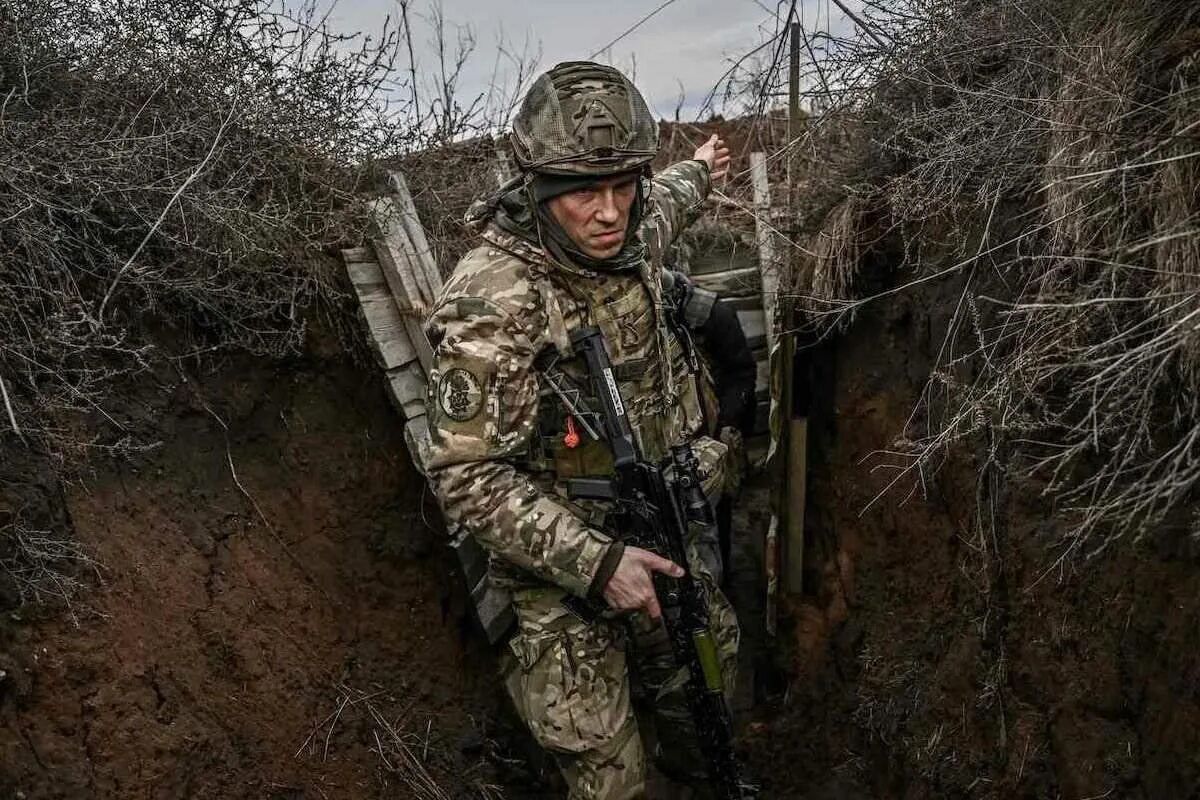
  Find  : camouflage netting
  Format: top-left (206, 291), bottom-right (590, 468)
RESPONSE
top-left (790, 0), bottom-right (1200, 557)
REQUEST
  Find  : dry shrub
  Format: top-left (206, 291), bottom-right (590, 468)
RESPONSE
top-left (393, 136), bottom-right (503, 280)
top-left (0, 520), bottom-right (101, 625)
top-left (788, 0), bottom-right (1200, 557)
top-left (0, 0), bottom-right (403, 458)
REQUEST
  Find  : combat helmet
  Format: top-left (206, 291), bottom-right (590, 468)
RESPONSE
top-left (511, 61), bottom-right (658, 176)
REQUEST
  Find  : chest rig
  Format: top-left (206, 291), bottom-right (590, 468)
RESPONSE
top-left (517, 260), bottom-right (706, 509)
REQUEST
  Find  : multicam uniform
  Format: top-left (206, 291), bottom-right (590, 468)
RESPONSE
top-left (424, 158), bottom-right (739, 799)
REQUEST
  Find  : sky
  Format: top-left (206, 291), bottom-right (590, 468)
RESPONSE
top-left (314, 0), bottom-right (862, 125)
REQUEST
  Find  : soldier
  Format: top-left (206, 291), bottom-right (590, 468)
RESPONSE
top-left (424, 61), bottom-right (740, 799)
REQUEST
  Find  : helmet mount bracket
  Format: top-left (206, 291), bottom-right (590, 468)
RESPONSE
top-left (573, 96), bottom-right (628, 150)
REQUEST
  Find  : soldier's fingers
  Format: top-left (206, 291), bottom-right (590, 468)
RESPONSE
top-left (642, 551), bottom-right (684, 578)
top-left (644, 592), bottom-right (663, 620)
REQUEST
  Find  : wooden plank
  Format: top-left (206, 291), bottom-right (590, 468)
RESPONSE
top-left (341, 246), bottom-right (374, 264)
top-left (453, 528), bottom-right (488, 588)
top-left (471, 576), bottom-right (515, 644)
top-left (453, 529), bottom-right (514, 644)
top-left (725, 294), bottom-right (764, 314)
top-left (737, 308), bottom-right (766, 351)
top-left (404, 414), bottom-right (433, 474)
top-left (691, 266), bottom-right (761, 296)
top-left (371, 196), bottom-right (428, 309)
top-left (360, 298), bottom-right (419, 369)
top-left (368, 197), bottom-right (436, 376)
top-left (387, 363), bottom-right (427, 420)
top-left (347, 261), bottom-right (420, 370)
top-left (754, 398), bottom-right (771, 437)
top-left (399, 316), bottom-right (432, 378)
top-left (389, 170), bottom-right (444, 302)
top-left (764, 514), bottom-right (778, 638)
top-left (346, 259), bottom-right (387, 290)
top-left (451, 526), bottom-right (516, 644)
top-left (786, 418), bottom-right (808, 594)
top-left (388, 362), bottom-right (426, 405)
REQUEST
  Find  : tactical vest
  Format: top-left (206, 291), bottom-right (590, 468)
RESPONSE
top-left (518, 263), bottom-right (706, 516)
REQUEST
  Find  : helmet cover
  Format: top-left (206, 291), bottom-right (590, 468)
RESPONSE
top-left (511, 61), bottom-right (658, 176)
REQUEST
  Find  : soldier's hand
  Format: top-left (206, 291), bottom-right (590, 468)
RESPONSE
top-left (602, 546), bottom-right (684, 620)
top-left (693, 134), bottom-right (731, 180)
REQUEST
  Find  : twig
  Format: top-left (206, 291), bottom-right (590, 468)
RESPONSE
top-left (830, 0), bottom-right (890, 47)
top-left (0, 371), bottom-right (26, 446)
top-left (96, 98), bottom-right (240, 323)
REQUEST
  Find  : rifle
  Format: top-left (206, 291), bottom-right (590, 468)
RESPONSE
top-left (543, 325), bottom-right (758, 800)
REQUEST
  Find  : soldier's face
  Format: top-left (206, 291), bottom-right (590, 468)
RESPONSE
top-left (546, 174), bottom-right (638, 259)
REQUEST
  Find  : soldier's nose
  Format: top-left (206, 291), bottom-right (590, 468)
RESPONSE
top-left (595, 188), bottom-right (621, 224)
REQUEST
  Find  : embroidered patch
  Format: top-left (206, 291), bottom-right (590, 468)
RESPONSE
top-left (438, 368), bottom-right (484, 422)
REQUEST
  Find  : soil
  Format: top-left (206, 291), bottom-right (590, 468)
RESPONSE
top-left (752, 261), bottom-right (1200, 799)
top-left (0, 348), bottom-right (513, 799)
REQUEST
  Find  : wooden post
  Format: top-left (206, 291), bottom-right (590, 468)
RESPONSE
top-left (784, 20), bottom-right (808, 597)
top-left (788, 20), bottom-right (801, 197)
top-left (752, 151), bottom-right (785, 636)
top-left (750, 153), bottom-right (779, 356)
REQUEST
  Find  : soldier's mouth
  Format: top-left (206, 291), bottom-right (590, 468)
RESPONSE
top-left (592, 230), bottom-right (624, 245)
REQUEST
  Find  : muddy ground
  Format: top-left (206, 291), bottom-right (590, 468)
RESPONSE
top-left (2, 268), bottom-right (1199, 799)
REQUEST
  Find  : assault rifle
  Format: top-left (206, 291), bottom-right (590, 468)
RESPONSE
top-left (542, 325), bottom-right (759, 800)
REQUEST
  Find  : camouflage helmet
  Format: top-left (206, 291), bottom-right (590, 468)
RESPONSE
top-left (510, 61), bottom-right (658, 176)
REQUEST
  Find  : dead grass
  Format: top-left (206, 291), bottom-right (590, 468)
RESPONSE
top-left (785, 0), bottom-right (1200, 559)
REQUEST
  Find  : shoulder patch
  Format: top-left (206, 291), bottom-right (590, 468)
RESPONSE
top-left (438, 367), bottom-right (484, 422)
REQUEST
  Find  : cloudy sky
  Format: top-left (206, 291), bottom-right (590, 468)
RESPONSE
top-left (314, 0), bottom-right (861, 124)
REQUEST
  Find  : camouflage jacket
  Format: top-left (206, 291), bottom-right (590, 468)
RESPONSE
top-left (424, 160), bottom-right (723, 600)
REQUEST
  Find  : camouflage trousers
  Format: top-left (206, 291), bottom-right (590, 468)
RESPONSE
top-left (500, 533), bottom-right (739, 800)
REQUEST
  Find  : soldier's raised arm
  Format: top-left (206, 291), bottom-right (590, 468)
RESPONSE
top-left (423, 284), bottom-right (624, 602)
top-left (640, 134), bottom-right (731, 263)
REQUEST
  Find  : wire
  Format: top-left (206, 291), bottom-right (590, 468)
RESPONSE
top-left (587, 0), bottom-right (683, 60)
top-left (693, 0), bottom-right (795, 122)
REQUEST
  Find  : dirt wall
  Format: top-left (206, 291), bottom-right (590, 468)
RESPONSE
top-left (766, 263), bottom-right (1200, 798)
top-left (0, 347), bottom-right (513, 799)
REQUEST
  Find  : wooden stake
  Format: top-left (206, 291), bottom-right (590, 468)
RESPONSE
top-left (784, 19), bottom-right (808, 596)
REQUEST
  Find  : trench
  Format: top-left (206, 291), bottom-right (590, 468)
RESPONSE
top-left (2, 259), bottom-right (1199, 799)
